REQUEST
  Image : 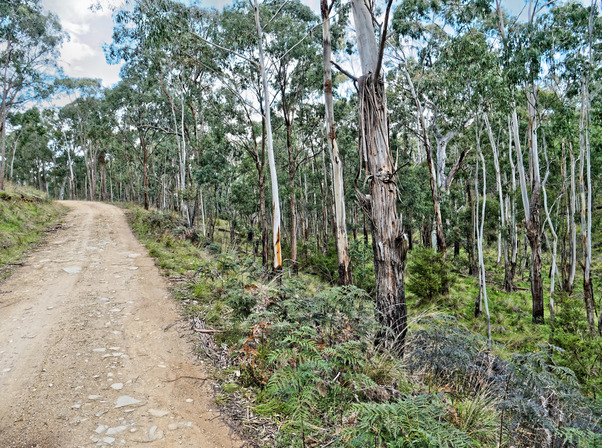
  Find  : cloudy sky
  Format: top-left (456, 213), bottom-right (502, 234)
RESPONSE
top-left (40, 0), bottom-right (528, 90)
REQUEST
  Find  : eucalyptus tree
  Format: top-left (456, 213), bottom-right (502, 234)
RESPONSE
top-left (391, 0), bottom-right (493, 255)
top-left (252, 0), bottom-right (284, 273)
top-left (106, 71), bottom-right (170, 210)
top-left (0, 0), bottom-right (63, 190)
top-left (321, 0), bottom-right (352, 284)
top-left (549, 0), bottom-right (602, 333)
top-left (212, 1), bottom-right (273, 266)
top-left (497, 1), bottom-right (554, 323)
top-left (8, 107), bottom-right (50, 190)
top-left (351, 0), bottom-right (408, 353)
top-left (58, 80), bottom-right (106, 201)
top-left (264, 0), bottom-right (322, 275)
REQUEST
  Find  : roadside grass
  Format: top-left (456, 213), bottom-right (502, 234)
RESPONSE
top-left (0, 183), bottom-right (67, 282)
top-left (126, 205), bottom-right (602, 447)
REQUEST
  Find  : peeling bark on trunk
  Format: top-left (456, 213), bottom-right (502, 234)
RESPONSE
top-left (322, 0), bottom-right (352, 285)
top-left (353, 0), bottom-right (407, 354)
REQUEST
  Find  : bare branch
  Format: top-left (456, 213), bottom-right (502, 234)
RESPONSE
top-left (331, 60), bottom-right (358, 82)
top-left (191, 32), bottom-right (259, 68)
top-left (374, 0), bottom-right (394, 81)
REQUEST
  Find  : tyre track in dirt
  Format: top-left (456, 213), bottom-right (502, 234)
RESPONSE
top-left (0, 201), bottom-right (243, 448)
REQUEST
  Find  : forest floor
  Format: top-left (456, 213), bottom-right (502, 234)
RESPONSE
top-left (0, 201), bottom-right (243, 448)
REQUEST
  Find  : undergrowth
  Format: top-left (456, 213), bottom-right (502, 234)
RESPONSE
top-left (126, 205), bottom-right (602, 447)
top-left (0, 183), bottom-right (66, 281)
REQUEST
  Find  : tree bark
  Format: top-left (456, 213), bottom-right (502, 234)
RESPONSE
top-left (403, 67), bottom-right (446, 254)
top-left (322, 0), bottom-right (352, 285)
top-left (579, 77), bottom-right (595, 334)
top-left (475, 127), bottom-right (491, 341)
top-left (513, 97), bottom-right (544, 323)
top-left (286, 121), bottom-right (298, 275)
top-left (353, 0), bottom-right (407, 354)
top-left (253, 0), bottom-right (282, 273)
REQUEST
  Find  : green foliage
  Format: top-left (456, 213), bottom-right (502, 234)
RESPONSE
top-left (305, 240), bottom-right (339, 284)
top-left (451, 390), bottom-right (499, 446)
top-left (551, 293), bottom-right (602, 396)
top-left (407, 248), bottom-right (455, 303)
top-left (348, 238), bottom-right (375, 293)
top-left (0, 184), bottom-right (66, 280)
top-left (502, 348), bottom-right (602, 448)
top-left (344, 394), bottom-right (475, 448)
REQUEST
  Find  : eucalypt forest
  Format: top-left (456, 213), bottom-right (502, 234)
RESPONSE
top-left (2, 0), bottom-right (602, 446)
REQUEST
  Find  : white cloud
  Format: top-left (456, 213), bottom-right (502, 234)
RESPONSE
top-left (42, 0), bottom-right (123, 89)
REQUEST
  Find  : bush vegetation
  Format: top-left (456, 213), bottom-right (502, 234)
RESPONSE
top-left (127, 205), bottom-right (602, 448)
top-left (0, 183), bottom-right (67, 281)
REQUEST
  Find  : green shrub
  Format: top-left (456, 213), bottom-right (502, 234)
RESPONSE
top-left (407, 248), bottom-right (455, 302)
top-left (550, 293), bottom-right (602, 396)
top-left (343, 394), bottom-right (475, 447)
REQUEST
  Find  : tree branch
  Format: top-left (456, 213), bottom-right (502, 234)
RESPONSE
top-left (191, 32), bottom-right (259, 68)
top-left (331, 60), bottom-right (358, 82)
top-left (373, 0), bottom-right (394, 81)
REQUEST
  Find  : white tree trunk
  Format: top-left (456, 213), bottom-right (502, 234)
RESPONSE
top-left (475, 128), bottom-right (491, 342)
top-left (484, 114), bottom-right (504, 265)
top-left (322, 0), bottom-right (351, 284)
top-left (542, 133), bottom-right (557, 319)
top-left (569, 143), bottom-right (577, 290)
top-left (253, 0), bottom-right (282, 271)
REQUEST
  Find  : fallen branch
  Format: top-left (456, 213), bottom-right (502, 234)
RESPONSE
top-left (161, 375), bottom-right (207, 383)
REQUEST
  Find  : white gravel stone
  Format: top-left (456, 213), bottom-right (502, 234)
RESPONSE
top-left (147, 425), bottom-right (164, 441)
top-left (115, 396), bottom-right (142, 408)
top-left (106, 426), bottom-right (127, 436)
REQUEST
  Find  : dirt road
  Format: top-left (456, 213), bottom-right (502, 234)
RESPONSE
top-left (0, 201), bottom-right (243, 448)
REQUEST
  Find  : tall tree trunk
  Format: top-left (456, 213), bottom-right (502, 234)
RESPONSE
top-left (142, 140), bottom-right (149, 210)
top-left (9, 136), bottom-right (17, 182)
top-left (513, 97), bottom-right (544, 323)
top-left (475, 127), bottom-right (491, 341)
top-left (484, 114), bottom-right (508, 277)
top-left (322, 0), bottom-right (352, 285)
top-left (542, 131), bottom-right (557, 320)
top-left (465, 177), bottom-right (477, 277)
top-left (0, 109), bottom-right (6, 191)
top-left (579, 77), bottom-right (595, 334)
top-left (286, 122), bottom-right (298, 275)
top-left (504, 116), bottom-right (518, 291)
top-left (352, 0), bottom-right (407, 353)
top-left (403, 66), bottom-right (446, 254)
top-left (253, 0), bottom-right (282, 273)
top-left (98, 151), bottom-right (107, 201)
top-left (320, 148), bottom-right (330, 255)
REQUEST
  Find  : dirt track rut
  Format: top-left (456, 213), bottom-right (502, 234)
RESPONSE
top-left (0, 201), bottom-right (242, 448)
